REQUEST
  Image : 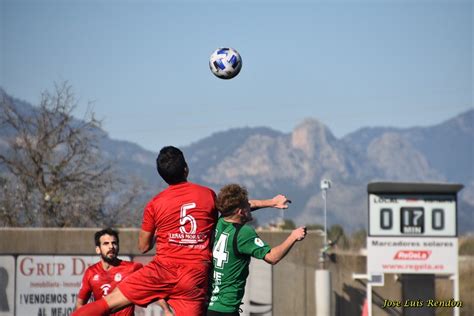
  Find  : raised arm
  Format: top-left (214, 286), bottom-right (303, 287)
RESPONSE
top-left (139, 202), bottom-right (156, 253)
top-left (249, 194), bottom-right (291, 211)
top-left (264, 226), bottom-right (306, 265)
top-left (138, 229), bottom-right (155, 254)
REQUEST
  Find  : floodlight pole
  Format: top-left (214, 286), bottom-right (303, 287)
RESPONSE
top-left (316, 179), bottom-right (332, 316)
top-left (319, 179), bottom-right (331, 266)
top-left (323, 188), bottom-right (327, 249)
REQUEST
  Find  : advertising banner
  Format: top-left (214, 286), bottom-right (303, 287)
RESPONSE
top-left (367, 237), bottom-right (458, 274)
top-left (15, 255), bottom-right (130, 316)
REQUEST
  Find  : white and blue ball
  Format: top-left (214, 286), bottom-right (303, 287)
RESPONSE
top-left (209, 47), bottom-right (242, 80)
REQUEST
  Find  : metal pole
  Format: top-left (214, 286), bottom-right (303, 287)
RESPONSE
top-left (367, 283), bottom-right (372, 316)
top-left (453, 273), bottom-right (460, 316)
top-left (323, 189), bottom-right (327, 249)
top-left (316, 180), bottom-right (332, 316)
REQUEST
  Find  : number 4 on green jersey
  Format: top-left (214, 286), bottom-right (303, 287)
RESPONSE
top-left (213, 233), bottom-right (229, 268)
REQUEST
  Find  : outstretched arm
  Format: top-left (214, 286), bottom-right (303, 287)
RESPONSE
top-left (264, 226), bottom-right (306, 265)
top-left (250, 194), bottom-right (291, 211)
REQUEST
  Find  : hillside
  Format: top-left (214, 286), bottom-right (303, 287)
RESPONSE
top-left (1, 88), bottom-right (473, 232)
top-left (184, 110), bottom-right (474, 233)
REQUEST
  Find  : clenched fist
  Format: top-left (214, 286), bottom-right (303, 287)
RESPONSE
top-left (291, 226), bottom-right (307, 241)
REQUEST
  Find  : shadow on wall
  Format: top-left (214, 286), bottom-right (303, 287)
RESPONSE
top-left (335, 282), bottom-right (365, 316)
top-left (335, 281), bottom-right (402, 316)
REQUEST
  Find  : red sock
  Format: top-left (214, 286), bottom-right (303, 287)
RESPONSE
top-left (72, 299), bottom-right (109, 316)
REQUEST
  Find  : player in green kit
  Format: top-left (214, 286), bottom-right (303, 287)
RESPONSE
top-left (207, 184), bottom-right (307, 316)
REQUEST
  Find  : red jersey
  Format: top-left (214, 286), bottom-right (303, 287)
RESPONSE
top-left (141, 181), bottom-right (217, 262)
top-left (78, 260), bottom-right (142, 316)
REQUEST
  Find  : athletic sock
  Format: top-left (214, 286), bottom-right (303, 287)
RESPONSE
top-left (71, 299), bottom-right (109, 316)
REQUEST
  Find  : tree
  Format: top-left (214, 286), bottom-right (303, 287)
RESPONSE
top-left (459, 236), bottom-right (474, 255)
top-left (0, 83), bottom-right (139, 227)
top-left (306, 223), bottom-right (324, 231)
top-left (280, 219), bottom-right (296, 230)
top-left (327, 224), bottom-right (350, 250)
top-left (350, 229), bottom-right (367, 250)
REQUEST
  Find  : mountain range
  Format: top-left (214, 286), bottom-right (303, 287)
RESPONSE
top-left (1, 88), bottom-right (473, 233)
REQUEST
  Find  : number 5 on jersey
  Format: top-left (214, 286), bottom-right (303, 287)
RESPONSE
top-left (213, 233), bottom-right (229, 268)
top-left (180, 203), bottom-right (197, 234)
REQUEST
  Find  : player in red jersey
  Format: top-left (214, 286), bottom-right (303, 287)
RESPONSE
top-left (72, 146), bottom-right (218, 316)
top-left (74, 228), bottom-right (143, 315)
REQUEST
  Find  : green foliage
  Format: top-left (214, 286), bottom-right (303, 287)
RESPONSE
top-left (350, 229), bottom-right (367, 250)
top-left (328, 224), bottom-right (350, 250)
top-left (306, 223), bottom-right (324, 231)
top-left (281, 219), bottom-right (296, 230)
top-left (328, 224), bottom-right (344, 240)
top-left (304, 222), bottom-right (367, 251)
top-left (459, 236), bottom-right (474, 255)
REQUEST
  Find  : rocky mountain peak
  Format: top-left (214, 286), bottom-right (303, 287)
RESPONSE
top-left (291, 118), bottom-right (336, 157)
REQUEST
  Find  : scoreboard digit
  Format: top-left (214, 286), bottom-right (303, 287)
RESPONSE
top-left (401, 207), bottom-right (424, 234)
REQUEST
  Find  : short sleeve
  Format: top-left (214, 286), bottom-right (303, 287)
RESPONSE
top-left (141, 202), bottom-right (156, 232)
top-left (77, 268), bottom-right (92, 301)
top-left (237, 225), bottom-right (271, 259)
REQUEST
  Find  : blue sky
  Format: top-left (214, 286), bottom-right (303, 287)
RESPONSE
top-left (1, 0), bottom-right (472, 152)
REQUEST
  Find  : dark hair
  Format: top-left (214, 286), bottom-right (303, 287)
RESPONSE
top-left (94, 228), bottom-right (119, 247)
top-left (216, 184), bottom-right (248, 216)
top-left (156, 146), bottom-right (188, 184)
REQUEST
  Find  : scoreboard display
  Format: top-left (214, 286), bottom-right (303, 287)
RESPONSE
top-left (368, 183), bottom-right (463, 237)
top-left (367, 182), bottom-right (462, 305)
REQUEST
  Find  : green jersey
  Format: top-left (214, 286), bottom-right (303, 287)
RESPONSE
top-left (208, 217), bottom-right (271, 313)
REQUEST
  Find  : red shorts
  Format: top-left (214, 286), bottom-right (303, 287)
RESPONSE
top-left (118, 258), bottom-right (211, 316)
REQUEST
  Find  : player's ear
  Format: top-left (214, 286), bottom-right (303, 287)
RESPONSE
top-left (95, 246), bottom-right (101, 255)
top-left (184, 165), bottom-right (189, 178)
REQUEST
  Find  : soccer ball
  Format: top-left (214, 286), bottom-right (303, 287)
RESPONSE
top-left (209, 47), bottom-right (242, 79)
